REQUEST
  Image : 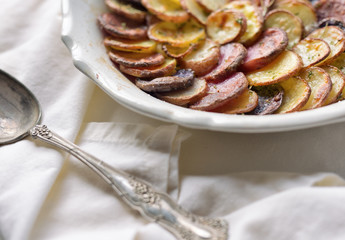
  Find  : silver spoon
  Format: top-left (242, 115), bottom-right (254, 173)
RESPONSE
top-left (0, 69), bottom-right (228, 240)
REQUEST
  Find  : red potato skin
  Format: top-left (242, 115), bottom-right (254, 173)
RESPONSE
top-left (98, 13), bottom-right (147, 40)
top-left (109, 51), bottom-right (165, 67)
top-left (241, 28), bottom-right (288, 72)
top-left (202, 43), bottom-right (247, 82)
top-left (190, 72), bottom-right (248, 111)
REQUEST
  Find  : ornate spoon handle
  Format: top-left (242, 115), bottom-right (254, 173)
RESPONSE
top-left (30, 125), bottom-right (228, 240)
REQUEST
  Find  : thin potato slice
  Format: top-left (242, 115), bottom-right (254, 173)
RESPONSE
top-left (330, 52), bottom-right (345, 74)
top-left (180, 39), bottom-right (220, 76)
top-left (203, 43), bottom-right (247, 82)
top-left (246, 50), bottom-right (302, 86)
top-left (108, 51), bottom-right (165, 67)
top-left (315, 0), bottom-right (345, 24)
top-left (156, 78), bottom-right (207, 106)
top-left (307, 26), bottom-right (345, 65)
top-left (104, 37), bottom-right (157, 53)
top-left (299, 67), bottom-right (332, 110)
top-left (196, 0), bottom-right (227, 12)
top-left (135, 69), bottom-right (194, 92)
top-left (264, 9), bottom-right (303, 49)
top-left (241, 28), bottom-right (288, 72)
top-left (213, 89), bottom-right (258, 114)
top-left (119, 58), bottom-right (176, 78)
top-left (206, 9), bottom-right (247, 44)
top-left (148, 20), bottom-right (206, 47)
top-left (292, 38), bottom-right (330, 68)
top-left (321, 65), bottom-right (345, 105)
top-left (105, 0), bottom-right (146, 22)
top-left (162, 43), bottom-right (196, 58)
top-left (98, 13), bottom-right (147, 40)
top-left (190, 72), bottom-right (248, 110)
top-left (223, 0), bottom-right (263, 45)
top-left (276, 76), bottom-right (311, 113)
top-left (251, 85), bottom-right (284, 115)
top-left (180, 0), bottom-right (210, 25)
top-left (141, 0), bottom-right (189, 23)
top-left (274, 0), bottom-right (317, 34)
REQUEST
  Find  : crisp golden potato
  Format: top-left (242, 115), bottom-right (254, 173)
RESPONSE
top-left (156, 78), bottom-right (207, 106)
top-left (190, 72), bottom-right (248, 110)
top-left (98, 13), bottom-right (148, 40)
top-left (330, 52), bottom-right (345, 74)
top-left (180, 0), bottom-right (210, 25)
top-left (322, 65), bottom-right (345, 105)
top-left (276, 76), bottom-right (311, 113)
top-left (206, 9), bottom-right (247, 44)
top-left (251, 85), bottom-right (284, 115)
top-left (148, 20), bottom-right (206, 47)
top-left (246, 50), bottom-right (302, 86)
top-left (299, 67), bottom-right (332, 110)
top-left (105, 0), bottom-right (146, 22)
top-left (203, 43), bottom-right (247, 82)
top-left (180, 39), bottom-right (220, 76)
top-left (141, 0), bottom-right (189, 23)
top-left (273, 0), bottom-right (317, 34)
top-left (162, 43), bottom-right (196, 58)
top-left (223, 0), bottom-right (263, 45)
top-left (264, 9), bottom-right (303, 49)
top-left (213, 89), bottom-right (258, 114)
top-left (104, 37), bottom-right (157, 53)
top-left (292, 38), bottom-right (330, 68)
top-left (108, 51), bottom-right (165, 67)
top-left (241, 28), bottom-right (288, 72)
top-left (307, 26), bottom-right (345, 65)
top-left (119, 58), bottom-right (176, 78)
top-left (135, 69), bottom-right (194, 92)
top-left (196, 0), bottom-right (227, 12)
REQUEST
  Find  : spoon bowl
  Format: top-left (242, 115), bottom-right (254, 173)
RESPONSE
top-left (0, 69), bottom-right (228, 240)
top-left (0, 70), bottom-right (41, 144)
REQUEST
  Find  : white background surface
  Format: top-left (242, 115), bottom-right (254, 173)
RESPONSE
top-left (1, 0), bottom-right (345, 240)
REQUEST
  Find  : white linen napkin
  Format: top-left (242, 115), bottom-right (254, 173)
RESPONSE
top-left (2, 0), bottom-right (345, 240)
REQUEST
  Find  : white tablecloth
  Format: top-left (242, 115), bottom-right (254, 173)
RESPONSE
top-left (1, 1), bottom-right (345, 240)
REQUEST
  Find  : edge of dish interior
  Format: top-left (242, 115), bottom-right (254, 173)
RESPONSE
top-left (61, 0), bottom-right (345, 133)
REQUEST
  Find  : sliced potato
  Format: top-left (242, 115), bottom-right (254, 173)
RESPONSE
top-left (321, 65), bottom-right (345, 105)
top-left (190, 72), bottom-right (248, 110)
top-left (180, 0), bottom-right (210, 25)
top-left (246, 50), bottom-right (302, 86)
top-left (315, 0), bottom-right (345, 24)
top-left (141, 0), bottom-right (189, 23)
top-left (203, 43), bottom-right (247, 82)
top-left (318, 18), bottom-right (345, 32)
top-left (196, 0), bottom-right (227, 12)
top-left (148, 20), bottom-right (206, 47)
top-left (276, 76), bottom-right (311, 113)
top-left (156, 78), bottom-right (207, 106)
top-left (307, 26), bottom-right (345, 65)
top-left (213, 89), bottom-right (258, 114)
top-left (119, 58), bottom-right (176, 78)
top-left (251, 85), bottom-right (284, 115)
top-left (241, 28), bottom-right (288, 72)
top-left (299, 67), bottom-right (332, 110)
top-left (162, 43), bottom-right (196, 58)
top-left (260, 0), bottom-right (276, 15)
top-left (274, 0), bottom-right (317, 34)
top-left (108, 51), bottom-right (165, 67)
top-left (292, 38), bottom-right (330, 68)
top-left (105, 0), bottom-right (146, 22)
top-left (223, 0), bottom-right (263, 45)
top-left (135, 69), bottom-right (194, 92)
top-left (264, 9), bottom-right (303, 49)
top-left (98, 13), bottom-right (147, 40)
top-left (180, 39), bottom-right (220, 77)
top-left (206, 9), bottom-right (247, 44)
top-left (104, 37), bottom-right (157, 53)
top-left (330, 52), bottom-right (345, 74)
